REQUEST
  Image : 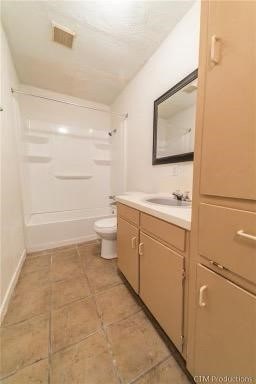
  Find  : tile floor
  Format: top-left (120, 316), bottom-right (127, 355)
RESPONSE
top-left (0, 240), bottom-right (190, 384)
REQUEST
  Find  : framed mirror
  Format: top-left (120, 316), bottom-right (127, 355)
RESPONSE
top-left (152, 69), bottom-right (198, 165)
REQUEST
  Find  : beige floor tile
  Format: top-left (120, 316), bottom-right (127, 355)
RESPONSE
top-left (17, 268), bottom-right (50, 289)
top-left (78, 242), bottom-right (101, 266)
top-left (3, 284), bottom-right (50, 326)
top-left (85, 256), bottom-right (122, 293)
top-left (1, 359), bottom-right (49, 384)
top-left (134, 357), bottom-right (190, 384)
top-left (52, 276), bottom-right (91, 309)
top-left (0, 314), bottom-right (49, 379)
top-left (106, 311), bottom-right (170, 384)
top-left (21, 254), bottom-right (51, 275)
top-left (95, 284), bottom-right (140, 325)
top-left (51, 297), bottom-right (101, 352)
top-left (51, 331), bottom-right (118, 384)
top-left (51, 250), bottom-right (83, 282)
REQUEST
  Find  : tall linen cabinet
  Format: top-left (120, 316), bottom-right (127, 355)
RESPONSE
top-left (187, 0), bottom-right (256, 377)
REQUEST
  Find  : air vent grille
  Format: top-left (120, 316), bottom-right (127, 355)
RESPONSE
top-left (52, 23), bottom-right (75, 49)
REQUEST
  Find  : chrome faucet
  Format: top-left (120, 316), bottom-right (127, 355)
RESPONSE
top-left (172, 190), bottom-right (191, 202)
top-left (172, 191), bottom-right (183, 201)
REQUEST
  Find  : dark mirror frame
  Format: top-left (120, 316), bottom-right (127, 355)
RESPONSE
top-left (152, 69), bottom-right (198, 165)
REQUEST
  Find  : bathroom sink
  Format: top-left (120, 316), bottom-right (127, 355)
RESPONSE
top-left (145, 197), bottom-right (191, 207)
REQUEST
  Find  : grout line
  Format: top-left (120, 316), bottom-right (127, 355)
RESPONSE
top-left (93, 281), bottom-right (124, 297)
top-left (127, 355), bottom-right (171, 384)
top-left (76, 244), bottom-right (123, 384)
top-left (102, 325), bottom-right (123, 384)
top-left (0, 357), bottom-right (49, 381)
top-left (103, 307), bottom-right (142, 328)
top-left (50, 328), bottom-right (101, 356)
top-left (51, 293), bottom-right (94, 311)
top-left (1, 308), bottom-right (51, 329)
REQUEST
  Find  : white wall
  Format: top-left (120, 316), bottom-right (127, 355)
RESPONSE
top-left (0, 24), bottom-right (25, 319)
top-left (111, 2), bottom-right (200, 195)
top-left (17, 86), bottom-right (112, 220)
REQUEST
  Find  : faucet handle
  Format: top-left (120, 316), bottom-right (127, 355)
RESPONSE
top-left (183, 191), bottom-right (191, 201)
top-left (172, 191), bottom-right (183, 200)
top-left (109, 195), bottom-right (116, 200)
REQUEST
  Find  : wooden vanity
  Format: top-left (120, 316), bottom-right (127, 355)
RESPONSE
top-left (117, 202), bottom-right (190, 356)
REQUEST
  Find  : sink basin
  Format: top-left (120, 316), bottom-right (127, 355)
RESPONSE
top-left (146, 197), bottom-right (191, 207)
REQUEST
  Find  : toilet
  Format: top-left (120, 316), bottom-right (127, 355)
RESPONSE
top-left (94, 216), bottom-right (117, 259)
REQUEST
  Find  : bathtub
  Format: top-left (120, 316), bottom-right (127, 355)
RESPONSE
top-left (25, 207), bottom-right (115, 252)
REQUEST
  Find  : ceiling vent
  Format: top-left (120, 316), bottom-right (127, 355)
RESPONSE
top-left (52, 22), bottom-right (75, 49)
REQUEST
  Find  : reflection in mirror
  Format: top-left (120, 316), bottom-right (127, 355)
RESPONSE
top-left (153, 70), bottom-right (198, 164)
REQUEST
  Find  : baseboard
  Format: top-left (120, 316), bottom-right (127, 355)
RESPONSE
top-left (0, 248), bottom-right (26, 324)
top-left (26, 234), bottom-right (98, 253)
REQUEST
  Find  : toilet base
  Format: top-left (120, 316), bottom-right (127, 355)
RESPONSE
top-left (101, 238), bottom-right (117, 259)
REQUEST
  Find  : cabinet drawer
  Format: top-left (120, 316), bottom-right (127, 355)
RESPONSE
top-left (140, 213), bottom-right (186, 252)
top-left (199, 203), bottom-right (256, 284)
top-left (117, 203), bottom-right (139, 227)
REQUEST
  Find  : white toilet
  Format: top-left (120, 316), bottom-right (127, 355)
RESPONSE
top-left (94, 217), bottom-right (117, 259)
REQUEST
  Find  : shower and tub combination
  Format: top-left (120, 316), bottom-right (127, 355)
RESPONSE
top-left (15, 87), bottom-right (126, 256)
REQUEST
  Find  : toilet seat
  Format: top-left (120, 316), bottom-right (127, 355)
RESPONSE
top-left (94, 217), bottom-right (117, 234)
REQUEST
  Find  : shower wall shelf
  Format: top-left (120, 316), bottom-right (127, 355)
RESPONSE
top-left (54, 174), bottom-right (92, 180)
top-left (25, 155), bottom-right (51, 163)
top-left (93, 159), bottom-right (111, 165)
top-left (24, 134), bottom-right (49, 144)
top-left (94, 142), bottom-right (110, 150)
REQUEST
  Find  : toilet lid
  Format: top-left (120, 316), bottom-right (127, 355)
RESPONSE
top-left (95, 217), bottom-right (117, 229)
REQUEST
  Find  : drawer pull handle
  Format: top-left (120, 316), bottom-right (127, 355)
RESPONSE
top-left (237, 230), bottom-right (256, 242)
top-left (210, 35), bottom-right (220, 64)
top-left (199, 285), bottom-right (207, 307)
top-left (139, 242), bottom-right (144, 256)
top-left (131, 237), bottom-right (137, 249)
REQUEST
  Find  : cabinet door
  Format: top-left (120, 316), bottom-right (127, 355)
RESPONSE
top-left (117, 217), bottom-right (139, 292)
top-left (139, 232), bottom-right (184, 352)
top-left (200, 1), bottom-right (256, 200)
top-left (194, 264), bottom-right (256, 377)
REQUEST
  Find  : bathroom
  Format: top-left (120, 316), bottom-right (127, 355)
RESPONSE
top-left (1, 1), bottom-right (255, 383)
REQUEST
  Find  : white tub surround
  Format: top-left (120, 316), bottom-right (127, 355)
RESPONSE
top-left (26, 208), bottom-right (114, 252)
top-left (116, 193), bottom-right (191, 230)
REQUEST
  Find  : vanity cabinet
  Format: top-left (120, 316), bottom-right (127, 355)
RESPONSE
top-left (117, 203), bottom-right (189, 354)
top-left (139, 232), bottom-right (184, 352)
top-left (193, 264), bottom-right (256, 377)
top-left (117, 216), bottom-right (139, 293)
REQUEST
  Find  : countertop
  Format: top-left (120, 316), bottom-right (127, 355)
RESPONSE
top-left (116, 192), bottom-right (192, 230)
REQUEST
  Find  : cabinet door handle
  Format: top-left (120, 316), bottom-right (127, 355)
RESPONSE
top-left (237, 230), bottom-right (256, 242)
top-left (210, 35), bottom-right (220, 64)
top-left (138, 242), bottom-right (144, 256)
top-left (199, 285), bottom-right (207, 307)
top-left (131, 237), bottom-right (137, 249)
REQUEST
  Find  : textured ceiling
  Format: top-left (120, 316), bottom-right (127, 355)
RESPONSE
top-left (1, 0), bottom-right (194, 104)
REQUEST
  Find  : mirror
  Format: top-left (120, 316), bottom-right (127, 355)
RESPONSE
top-left (152, 69), bottom-right (198, 164)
